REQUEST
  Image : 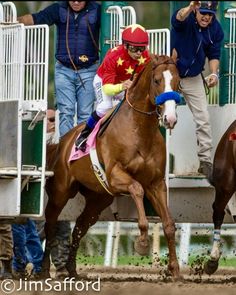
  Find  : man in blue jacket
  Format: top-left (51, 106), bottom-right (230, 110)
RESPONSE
top-left (18, 1), bottom-right (100, 137)
top-left (171, 1), bottom-right (224, 180)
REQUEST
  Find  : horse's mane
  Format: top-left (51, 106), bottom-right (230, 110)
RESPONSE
top-left (130, 60), bottom-right (153, 93)
top-left (131, 54), bottom-right (175, 91)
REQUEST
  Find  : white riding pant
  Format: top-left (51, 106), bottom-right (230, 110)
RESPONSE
top-left (93, 74), bottom-right (125, 117)
top-left (179, 74), bottom-right (212, 163)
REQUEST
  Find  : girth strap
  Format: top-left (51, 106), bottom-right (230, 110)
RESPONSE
top-left (89, 146), bottom-right (113, 195)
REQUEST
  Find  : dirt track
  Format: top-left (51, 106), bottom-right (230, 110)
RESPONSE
top-left (83, 266), bottom-right (236, 295)
top-left (0, 266), bottom-right (235, 295)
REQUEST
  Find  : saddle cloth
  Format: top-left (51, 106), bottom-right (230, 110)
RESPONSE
top-left (68, 117), bottom-right (113, 195)
top-left (68, 107), bottom-right (116, 162)
top-left (68, 119), bottom-right (102, 162)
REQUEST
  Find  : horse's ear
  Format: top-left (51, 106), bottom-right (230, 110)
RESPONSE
top-left (150, 54), bottom-right (158, 68)
top-left (171, 48), bottom-right (178, 62)
top-left (150, 53), bottom-right (157, 62)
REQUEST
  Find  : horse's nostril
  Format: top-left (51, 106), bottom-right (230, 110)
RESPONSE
top-left (164, 115), bottom-right (177, 129)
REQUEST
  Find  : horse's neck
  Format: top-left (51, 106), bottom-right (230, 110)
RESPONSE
top-left (116, 93), bottom-right (159, 139)
top-left (128, 63), bottom-right (154, 111)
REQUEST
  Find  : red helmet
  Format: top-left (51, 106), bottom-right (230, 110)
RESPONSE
top-left (122, 24), bottom-right (149, 46)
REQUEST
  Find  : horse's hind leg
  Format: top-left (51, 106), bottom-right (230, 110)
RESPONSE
top-left (41, 198), bottom-right (69, 278)
top-left (66, 193), bottom-right (113, 278)
top-left (146, 180), bottom-right (180, 279)
top-left (204, 188), bottom-right (234, 275)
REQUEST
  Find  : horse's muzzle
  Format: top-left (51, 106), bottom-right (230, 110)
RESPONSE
top-left (163, 100), bottom-right (178, 129)
top-left (163, 115), bottom-right (177, 129)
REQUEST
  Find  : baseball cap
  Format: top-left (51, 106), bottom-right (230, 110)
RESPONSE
top-left (199, 1), bottom-right (218, 14)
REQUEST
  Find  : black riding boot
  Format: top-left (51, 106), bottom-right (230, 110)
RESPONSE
top-left (75, 124), bottom-right (92, 152)
top-left (75, 111), bottom-right (101, 152)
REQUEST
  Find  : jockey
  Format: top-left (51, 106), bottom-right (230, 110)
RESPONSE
top-left (75, 24), bottom-right (150, 151)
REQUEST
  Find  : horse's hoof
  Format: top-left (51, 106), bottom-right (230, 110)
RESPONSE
top-left (134, 237), bottom-right (150, 256)
top-left (168, 263), bottom-right (181, 280)
top-left (168, 273), bottom-right (184, 282)
top-left (204, 259), bottom-right (219, 275)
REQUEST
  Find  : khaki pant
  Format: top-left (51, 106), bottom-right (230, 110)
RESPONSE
top-left (180, 74), bottom-right (212, 163)
top-left (0, 224), bottom-right (13, 260)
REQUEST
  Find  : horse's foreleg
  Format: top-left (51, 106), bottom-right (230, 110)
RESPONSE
top-left (205, 188), bottom-right (234, 275)
top-left (66, 193), bottom-right (113, 278)
top-left (146, 181), bottom-right (180, 279)
top-left (109, 165), bottom-right (149, 256)
top-left (128, 182), bottom-right (150, 256)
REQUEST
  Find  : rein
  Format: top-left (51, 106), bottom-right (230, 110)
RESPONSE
top-left (125, 59), bottom-right (177, 117)
top-left (125, 92), bottom-right (159, 116)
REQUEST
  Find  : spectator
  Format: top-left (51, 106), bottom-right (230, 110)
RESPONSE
top-left (11, 218), bottom-right (43, 279)
top-left (76, 24), bottom-right (150, 151)
top-left (0, 223), bottom-right (13, 279)
top-left (18, 1), bottom-right (101, 137)
top-left (171, 1), bottom-right (224, 180)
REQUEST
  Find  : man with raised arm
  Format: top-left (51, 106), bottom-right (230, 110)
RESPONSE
top-left (171, 1), bottom-right (224, 180)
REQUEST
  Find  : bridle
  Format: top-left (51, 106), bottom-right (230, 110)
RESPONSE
top-left (125, 59), bottom-right (179, 117)
top-left (125, 92), bottom-right (160, 116)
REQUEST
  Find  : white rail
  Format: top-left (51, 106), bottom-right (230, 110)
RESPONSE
top-left (122, 6), bottom-right (136, 27)
top-left (2, 2), bottom-right (17, 23)
top-left (0, 24), bottom-right (25, 102)
top-left (106, 6), bottom-right (123, 47)
top-left (147, 28), bottom-right (170, 55)
top-left (225, 9), bottom-right (236, 104)
top-left (0, 4), bottom-right (3, 23)
top-left (23, 25), bottom-right (49, 111)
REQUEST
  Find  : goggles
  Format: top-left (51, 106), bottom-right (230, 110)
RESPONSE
top-left (128, 45), bottom-right (146, 53)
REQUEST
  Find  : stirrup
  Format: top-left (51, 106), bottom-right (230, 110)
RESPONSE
top-left (75, 137), bottom-right (87, 152)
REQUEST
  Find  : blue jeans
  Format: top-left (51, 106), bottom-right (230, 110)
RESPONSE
top-left (12, 219), bottom-right (43, 273)
top-left (55, 62), bottom-right (98, 137)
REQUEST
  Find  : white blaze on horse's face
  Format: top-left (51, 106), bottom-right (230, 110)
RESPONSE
top-left (162, 70), bottom-right (177, 129)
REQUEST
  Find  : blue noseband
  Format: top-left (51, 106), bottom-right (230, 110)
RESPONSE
top-left (155, 91), bottom-right (181, 105)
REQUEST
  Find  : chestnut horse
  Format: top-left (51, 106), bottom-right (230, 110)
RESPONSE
top-left (42, 54), bottom-right (181, 279)
top-left (204, 120), bottom-right (236, 275)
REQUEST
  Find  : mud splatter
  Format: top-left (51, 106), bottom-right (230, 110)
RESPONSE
top-left (189, 255), bottom-right (207, 281)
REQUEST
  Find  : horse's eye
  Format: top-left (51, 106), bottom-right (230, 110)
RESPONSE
top-left (154, 78), bottom-right (161, 85)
